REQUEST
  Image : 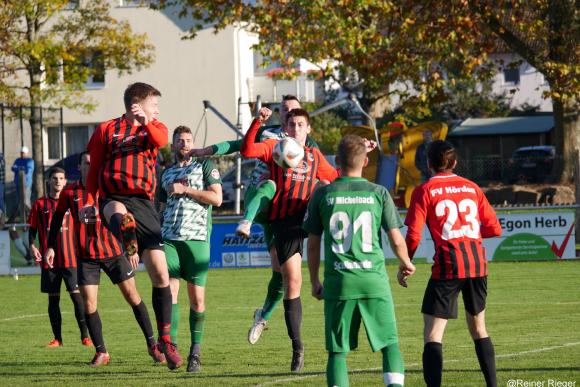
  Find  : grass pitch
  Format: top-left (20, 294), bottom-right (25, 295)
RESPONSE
top-left (1, 261), bottom-right (579, 386)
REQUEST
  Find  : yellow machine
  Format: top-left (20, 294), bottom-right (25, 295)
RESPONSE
top-left (341, 121), bottom-right (448, 207)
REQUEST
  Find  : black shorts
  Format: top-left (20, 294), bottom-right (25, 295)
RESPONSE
top-left (41, 267), bottom-right (79, 294)
top-left (271, 212), bottom-right (307, 266)
top-left (78, 256), bottom-right (135, 286)
top-left (100, 194), bottom-right (164, 255)
top-left (421, 277), bottom-right (487, 319)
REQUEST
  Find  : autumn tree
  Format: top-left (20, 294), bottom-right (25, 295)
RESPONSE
top-left (161, 0), bottom-right (578, 181)
top-left (0, 0), bottom-right (154, 196)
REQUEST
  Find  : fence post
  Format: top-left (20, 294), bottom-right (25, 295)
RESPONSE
top-left (574, 150), bottom-right (580, 252)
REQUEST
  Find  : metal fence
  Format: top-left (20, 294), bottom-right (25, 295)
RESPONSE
top-left (454, 155), bottom-right (564, 185)
top-left (0, 104), bottom-right (63, 220)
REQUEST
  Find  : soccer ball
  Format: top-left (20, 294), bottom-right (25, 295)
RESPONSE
top-left (273, 137), bottom-right (305, 169)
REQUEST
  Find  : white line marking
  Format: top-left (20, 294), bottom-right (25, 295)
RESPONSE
top-left (256, 342), bottom-right (580, 386)
top-left (0, 309), bottom-right (130, 322)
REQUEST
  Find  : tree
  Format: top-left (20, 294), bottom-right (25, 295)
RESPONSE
top-left (0, 0), bottom-right (154, 197)
top-left (161, 0), bottom-right (578, 181)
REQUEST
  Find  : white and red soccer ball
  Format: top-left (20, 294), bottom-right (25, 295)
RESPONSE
top-left (273, 137), bottom-right (305, 169)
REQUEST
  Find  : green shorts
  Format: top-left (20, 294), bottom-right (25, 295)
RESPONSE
top-left (164, 239), bottom-right (210, 286)
top-left (244, 185), bottom-right (274, 247)
top-left (324, 296), bottom-right (399, 353)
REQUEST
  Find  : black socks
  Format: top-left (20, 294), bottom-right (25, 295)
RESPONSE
top-left (132, 301), bottom-right (155, 347)
top-left (475, 337), bottom-right (497, 387)
top-left (423, 342), bottom-right (443, 387)
top-left (86, 311), bottom-right (106, 353)
top-left (283, 297), bottom-right (303, 351)
top-left (48, 295), bottom-right (62, 342)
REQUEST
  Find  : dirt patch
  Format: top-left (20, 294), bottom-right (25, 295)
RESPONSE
top-left (483, 183), bottom-right (576, 205)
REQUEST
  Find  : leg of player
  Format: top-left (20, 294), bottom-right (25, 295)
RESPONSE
top-left (117, 277), bottom-right (165, 364)
top-left (466, 310), bottom-right (497, 387)
top-left (168, 277), bottom-right (180, 345)
top-left (327, 352), bottom-right (349, 387)
top-left (187, 282), bottom-right (205, 373)
top-left (381, 344), bottom-right (405, 387)
top-left (82, 284), bottom-right (110, 366)
top-left (423, 315), bottom-right (448, 387)
top-left (102, 201), bottom-right (138, 259)
top-left (68, 289), bottom-right (91, 346)
top-left (141, 248), bottom-right (183, 370)
top-left (281, 252), bottom-right (304, 372)
top-left (248, 245), bottom-right (283, 345)
top-left (236, 180), bottom-right (276, 238)
top-left (47, 293), bottom-right (63, 347)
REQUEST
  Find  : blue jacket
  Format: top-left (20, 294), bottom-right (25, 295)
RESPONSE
top-left (12, 157), bottom-right (34, 187)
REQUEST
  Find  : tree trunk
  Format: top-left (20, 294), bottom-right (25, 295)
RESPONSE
top-left (552, 97), bottom-right (579, 183)
top-left (29, 106), bottom-right (44, 198)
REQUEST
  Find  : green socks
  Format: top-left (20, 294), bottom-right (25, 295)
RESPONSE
top-left (327, 352), bottom-right (349, 387)
top-left (261, 271), bottom-right (284, 321)
top-left (382, 344), bottom-right (405, 386)
top-left (243, 180), bottom-right (276, 222)
top-left (170, 303), bottom-right (179, 344)
top-left (190, 309), bottom-right (205, 345)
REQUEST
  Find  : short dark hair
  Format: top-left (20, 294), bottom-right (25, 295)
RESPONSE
top-left (123, 82), bottom-right (161, 110)
top-left (427, 140), bottom-right (457, 172)
top-left (48, 167), bottom-right (66, 178)
top-left (285, 108), bottom-right (310, 125)
top-left (172, 125), bottom-right (193, 141)
top-left (282, 95), bottom-right (300, 103)
top-left (336, 134), bottom-right (367, 170)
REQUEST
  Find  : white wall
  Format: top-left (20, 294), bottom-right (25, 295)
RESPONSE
top-left (63, 5), bottom-right (258, 148)
top-left (490, 53), bottom-right (553, 112)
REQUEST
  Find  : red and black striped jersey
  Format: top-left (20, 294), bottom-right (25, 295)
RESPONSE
top-left (57, 182), bottom-right (123, 260)
top-left (28, 197), bottom-right (76, 269)
top-left (241, 118), bottom-right (338, 220)
top-left (405, 173), bottom-right (502, 280)
top-left (85, 115), bottom-right (168, 204)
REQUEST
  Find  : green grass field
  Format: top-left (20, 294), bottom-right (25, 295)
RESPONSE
top-left (1, 261), bottom-right (579, 386)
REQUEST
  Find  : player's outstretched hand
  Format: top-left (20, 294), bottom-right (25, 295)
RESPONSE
top-left (31, 245), bottom-right (42, 263)
top-left (131, 104), bottom-right (149, 126)
top-left (258, 107), bottom-right (272, 122)
top-left (79, 205), bottom-right (98, 224)
top-left (43, 247), bottom-right (55, 269)
top-left (311, 280), bottom-right (323, 300)
top-left (364, 139), bottom-right (377, 153)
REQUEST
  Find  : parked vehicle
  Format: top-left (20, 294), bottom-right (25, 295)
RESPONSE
top-left (508, 145), bottom-right (555, 182)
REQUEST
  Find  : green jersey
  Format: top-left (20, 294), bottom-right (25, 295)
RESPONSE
top-left (303, 176), bottom-right (403, 300)
top-left (160, 158), bottom-right (222, 241)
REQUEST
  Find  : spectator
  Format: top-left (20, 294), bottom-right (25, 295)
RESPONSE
top-left (415, 130), bottom-right (432, 182)
top-left (11, 146), bottom-right (35, 220)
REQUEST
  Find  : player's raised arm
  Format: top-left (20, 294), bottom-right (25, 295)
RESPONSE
top-left (240, 108), bottom-right (273, 160)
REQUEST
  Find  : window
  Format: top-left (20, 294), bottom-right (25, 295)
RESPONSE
top-left (85, 51), bottom-right (105, 88)
top-left (503, 68), bottom-right (520, 85)
top-left (47, 127), bottom-right (62, 160)
top-left (65, 126), bottom-right (90, 156)
top-left (64, 1), bottom-right (79, 9)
